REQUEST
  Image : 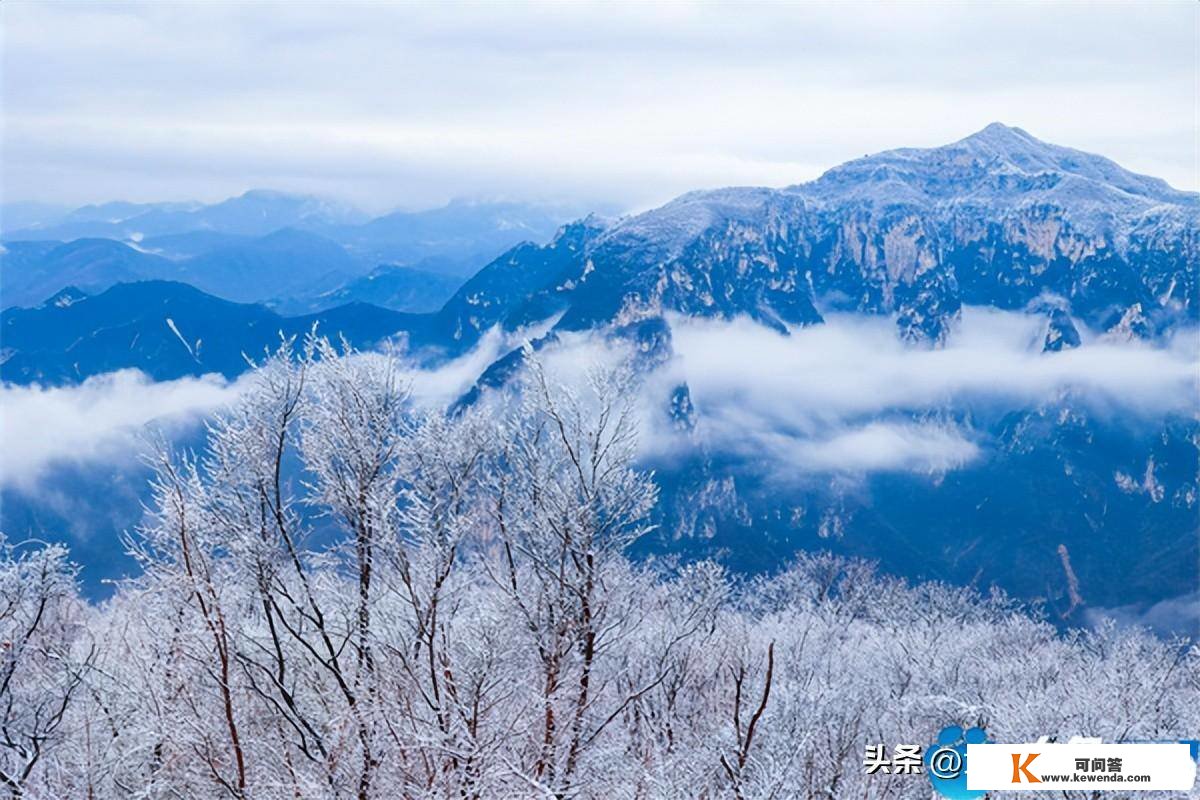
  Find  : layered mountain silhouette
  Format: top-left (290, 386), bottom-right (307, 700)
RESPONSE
top-left (273, 264), bottom-right (463, 316)
top-left (3, 193), bottom-right (576, 302)
top-left (2, 230), bottom-right (366, 310)
top-left (1, 281), bottom-right (420, 384)
top-left (6, 125), bottom-right (1197, 383)
top-left (3, 190), bottom-right (364, 240)
top-left (3, 125), bottom-right (1197, 628)
top-left (1, 238), bottom-right (180, 310)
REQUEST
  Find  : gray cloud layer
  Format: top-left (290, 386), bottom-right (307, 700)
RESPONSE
top-left (3, 2), bottom-right (1196, 212)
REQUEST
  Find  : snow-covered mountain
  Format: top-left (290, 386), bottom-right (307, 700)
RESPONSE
top-left (413, 126), bottom-right (1196, 626)
top-left (456, 124), bottom-right (1195, 354)
top-left (8, 124), bottom-right (1195, 384)
top-left (8, 125), bottom-right (1196, 382)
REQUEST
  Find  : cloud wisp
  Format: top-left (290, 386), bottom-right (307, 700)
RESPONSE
top-left (0, 370), bottom-right (239, 491)
top-left (636, 308), bottom-right (1198, 477)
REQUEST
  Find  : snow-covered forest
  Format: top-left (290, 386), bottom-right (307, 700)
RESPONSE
top-left (2, 340), bottom-right (1197, 800)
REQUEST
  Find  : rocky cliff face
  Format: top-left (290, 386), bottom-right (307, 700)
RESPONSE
top-left (429, 215), bottom-right (609, 351)
top-left (452, 124), bottom-right (1194, 355)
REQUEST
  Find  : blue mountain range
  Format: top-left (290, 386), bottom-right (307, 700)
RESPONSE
top-left (2, 124), bottom-right (1196, 630)
top-left (3, 193), bottom-right (578, 301)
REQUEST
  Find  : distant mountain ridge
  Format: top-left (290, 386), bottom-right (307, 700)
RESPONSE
top-left (2, 231), bottom-right (358, 310)
top-left (1, 239), bottom-right (181, 310)
top-left (3, 190), bottom-right (365, 240)
top-left (2, 194), bottom-right (580, 312)
top-left (175, 227), bottom-right (362, 303)
top-left (0, 281), bottom-right (421, 384)
top-left (273, 264), bottom-right (463, 316)
top-left (334, 198), bottom-right (574, 276)
top-left (3, 192), bottom-right (578, 283)
top-left (5, 125), bottom-right (1196, 383)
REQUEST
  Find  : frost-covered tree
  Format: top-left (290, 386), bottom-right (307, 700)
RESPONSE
top-left (4, 339), bottom-right (1198, 799)
top-left (0, 537), bottom-right (94, 799)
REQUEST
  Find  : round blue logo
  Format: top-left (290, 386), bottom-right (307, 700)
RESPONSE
top-left (925, 725), bottom-right (988, 799)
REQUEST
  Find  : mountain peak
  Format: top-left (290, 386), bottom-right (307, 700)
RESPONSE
top-left (971, 121), bottom-right (1034, 139)
top-left (956, 121), bottom-right (1055, 160)
top-left (959, 122), bottom-right (1044, 152)
top-left (41, 285), bottom-right (89, 309)
top-left (804, 122), bottom-right (1196, 210)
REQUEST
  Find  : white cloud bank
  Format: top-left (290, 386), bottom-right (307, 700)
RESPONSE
top-left (0, 370), bottom-right (239, 491)
top-left (2, 310), bottom-right (1195, 490)
top-left (669, 309), bottom-right (1198, 418)
top-left (0, 334), bottom-right (509, 492)
top-left (641, 309), bottom-right (1198, 477)
top-left (748, 422), bottom-right (982, 476)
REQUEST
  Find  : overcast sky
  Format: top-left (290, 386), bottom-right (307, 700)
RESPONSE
top-left (2, 1), bottom-right (1196, 213)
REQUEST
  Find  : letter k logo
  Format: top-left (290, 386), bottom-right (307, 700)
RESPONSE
top-left (1011, 753), bottom-right (1041, 783)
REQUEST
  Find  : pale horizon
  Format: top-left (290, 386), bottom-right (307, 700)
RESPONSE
top-left (3, 1), bottom-right (1196, 214)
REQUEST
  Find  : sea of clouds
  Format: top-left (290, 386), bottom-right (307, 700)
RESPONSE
top-left (2, 309), bottom-right (1196, 495)
top-left (647, 308), bottom-right (1198, 476)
